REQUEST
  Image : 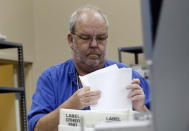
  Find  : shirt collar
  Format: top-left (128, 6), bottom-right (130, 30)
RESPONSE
top-left (68, 58), bottom-right (108, 83)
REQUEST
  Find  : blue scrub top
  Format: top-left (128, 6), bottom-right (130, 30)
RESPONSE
top-left (27, 59), bottom-right (150, 131)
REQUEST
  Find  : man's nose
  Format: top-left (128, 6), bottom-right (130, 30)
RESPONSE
top-left (90, 37), bottom-right (98, 47)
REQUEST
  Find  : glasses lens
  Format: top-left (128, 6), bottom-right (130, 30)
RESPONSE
top-left (73, 33), bottom-right (108, 44)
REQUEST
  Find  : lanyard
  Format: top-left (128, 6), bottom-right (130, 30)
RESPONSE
top-left (76, 72), bottom-right (80, 90)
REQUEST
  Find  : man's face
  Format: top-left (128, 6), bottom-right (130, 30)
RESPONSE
top-left (72, 12), bottom-right (108, 67)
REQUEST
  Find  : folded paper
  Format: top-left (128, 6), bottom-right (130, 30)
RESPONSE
top-left (79, 64), bottom-right (132, 110)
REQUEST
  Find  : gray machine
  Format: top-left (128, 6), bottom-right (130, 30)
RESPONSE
top-left (150, 0), bottom-right (189, 131)
top-left (95, 0), bottom-right (189, 131)
top-left (142, 0), bottom-right (189, 130)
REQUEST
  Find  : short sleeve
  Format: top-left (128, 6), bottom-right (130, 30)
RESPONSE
top-left (27, 71), bottom-right (56, 131)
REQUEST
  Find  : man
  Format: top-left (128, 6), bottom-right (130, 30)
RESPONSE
top-left (28, 6), bottom-right (150, 131)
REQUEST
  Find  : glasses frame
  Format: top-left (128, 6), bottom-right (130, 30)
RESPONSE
top-left (71, 32), bottom-right (108, 45)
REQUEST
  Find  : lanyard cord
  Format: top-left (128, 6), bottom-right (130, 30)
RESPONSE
top-left (76, 72), bottom-right (80, 90)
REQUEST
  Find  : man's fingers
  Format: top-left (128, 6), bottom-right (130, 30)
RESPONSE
top-left (89, 100), bottom-right (98, 106)
top-left (127, 84), bottom-right (141, 90)
top-left (130, 95), bottom-right (144, 102)
top-left (79, 87), bottom-right (90, 92)
top-left (72, 87), bottom-right (101, 108)
top-left (81, 100), bottom-right (98, 107)
top-left (78, 89), bottom-right (101, 98)
top-left (89, 93), bottom-right (101, 100)
top-left (81, 91), bottom-right (101, 102)
top-left (131, 79), bottom-right (140, 84)
top-left (80, 90), bottom-right (101, 107)
top-left (77, 87), bottom-right (90, 96)
top-left (128, 89), bottom-right (144, 98)
top-left (89, 90), bottom-right (101, 96)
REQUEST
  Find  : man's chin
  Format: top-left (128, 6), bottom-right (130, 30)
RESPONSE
top-left (85, 58), bottom-right (103, 67)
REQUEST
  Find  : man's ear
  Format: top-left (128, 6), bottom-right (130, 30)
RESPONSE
top-left (67, 33), bottom-right (74, 49)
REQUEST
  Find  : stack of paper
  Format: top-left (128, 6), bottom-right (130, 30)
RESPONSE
top-left (58, 108), bottom-right (133, 131)
top-left (58, 65), bottom-right (134, 131)
top-left (79, 64), bottom-right (132, 110)
top-left (58, 125), bottom-right (94, 131)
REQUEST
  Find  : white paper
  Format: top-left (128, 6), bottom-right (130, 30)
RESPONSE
top-left (80, 64), bottom-right (119, 87)
top-left (58, 125), bottom-right (94, 131)
top-left (79, 65), bottom-right (132, 111)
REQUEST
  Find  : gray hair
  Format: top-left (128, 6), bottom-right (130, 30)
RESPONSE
top-left (69, 5), bottom-right (109, 34)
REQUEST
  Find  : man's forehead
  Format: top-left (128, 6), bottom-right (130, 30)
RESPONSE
top-left (75, 10), bottom-right (107, 34)
top-left (80, 9), bottom-right (103, 20)
top-left (75, 21), bottom-right (107, 35)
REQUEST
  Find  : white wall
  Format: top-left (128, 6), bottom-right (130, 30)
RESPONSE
top-left (0, 0), bottom-right (35, 61)
top-left (0, 0), bottom-right (145, 109)
top-left (33, 0), bottom-right (145, 77)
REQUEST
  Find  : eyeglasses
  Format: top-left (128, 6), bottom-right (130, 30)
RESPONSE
top-left (71, 32), bottom-right (108, 45)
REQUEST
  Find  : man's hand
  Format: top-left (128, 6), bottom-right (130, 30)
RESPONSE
top-left (63, 87), bottom-right (101, 109)
top-left (127, 79), bottom-right (148, 112)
